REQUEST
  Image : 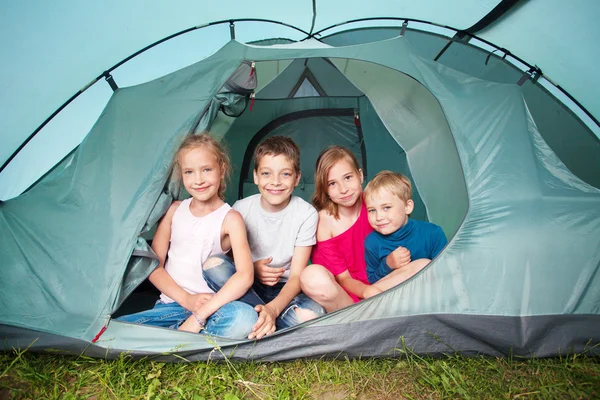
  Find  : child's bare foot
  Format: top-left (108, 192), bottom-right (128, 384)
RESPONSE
top-left (178, 315), bottom-right (204, 333)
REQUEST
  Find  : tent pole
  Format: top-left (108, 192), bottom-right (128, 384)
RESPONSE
top-left (0, 18), bottom-right (309, 176)
top-left (308, 0), bottom-right (317, 37)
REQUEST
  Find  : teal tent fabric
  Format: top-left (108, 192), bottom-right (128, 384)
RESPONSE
top-left (2, 1), bottom-right (600, 200)
top-left (1, 11), bottom-right (599, 360)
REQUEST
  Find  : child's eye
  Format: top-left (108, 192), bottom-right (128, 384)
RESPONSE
top-left (283, 172), bottom-right (291, 177)
top-left (344, 175), bottom-right (353, 180)
top-left (183, 170), bottom-right (192, 175)
top-left (203, 168), bottom-right (212, 172)
top-left (367, 209), bottom-right (375, 213)
top-left (328, 182), bottom-right (336, 187)
top-left (261, 172), bottom-right (269, 176)
top-left (384, 206), bottom-right (391, 211)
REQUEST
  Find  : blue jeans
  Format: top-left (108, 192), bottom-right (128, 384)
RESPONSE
top-left (205, 255), bottom-right (325, 330)
top-left (116, 300), bottom-right (257, 339)
top-left (116, 255), bottom-right (258, 339)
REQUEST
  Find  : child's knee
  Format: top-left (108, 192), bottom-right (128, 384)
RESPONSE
top-left (293, 307), bottom-right (322, 323)
top-left (202, 255), bottom-right (236, 291)
top-left (232, 303), bottom-right (259, 335)
top-left (208, 302), bottom-right (257, 339)
top-left (293, 294), bottom-right (326, 322)
top-left (300, 265), bottom-right (338, 302)
top-left (202, 255), bottom-right (233, 271)
top-left (300, 264), bottom-right (330, 292)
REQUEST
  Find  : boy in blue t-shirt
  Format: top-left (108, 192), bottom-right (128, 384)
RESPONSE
top-left (363, 171), bottom-right (447, 296)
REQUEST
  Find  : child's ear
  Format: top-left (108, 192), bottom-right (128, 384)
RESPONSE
top-left (358, 169), bottom-right (364, 184)
top-left (405, 199), bottom-right (415, 215)
top-left (253, 169), bottom-right (259, 185)
top-left (294, 171), bottom-right (301, 187)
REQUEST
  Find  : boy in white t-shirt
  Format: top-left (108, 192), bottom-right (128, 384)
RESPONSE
top-left (233, 136), bottom-right (325, 339)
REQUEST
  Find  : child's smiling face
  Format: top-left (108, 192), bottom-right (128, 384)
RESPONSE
top-left (253, 154), bottom-right (300, 213)
top-left (366, 188), bottom-right (414, 235)
top-left (179, 146), bottom-right (223, 205)
top-left (326, 159), bottom-right (363, 209)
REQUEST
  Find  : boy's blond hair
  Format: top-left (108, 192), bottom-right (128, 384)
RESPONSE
top-left (253, 136), bottom-right (301, 174)
top-left (364, 170), bottom-right (412, 204)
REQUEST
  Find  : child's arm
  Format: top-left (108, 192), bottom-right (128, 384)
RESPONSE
top-left (180, 210), bottom-right (254, 330)
top-left (366, 240), bottom-right (411, 283)
top-left (249, 245), bottom-right (312, 340)
top-left (148, 202), bottom-right (211, 311)
top-left (365, 241), bottom-right (386, 284)
top-left (335, 270), bottom-right (371, 299)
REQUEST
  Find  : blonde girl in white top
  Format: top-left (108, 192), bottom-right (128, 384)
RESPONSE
top-left (117, 134), bottom-right (257, 339)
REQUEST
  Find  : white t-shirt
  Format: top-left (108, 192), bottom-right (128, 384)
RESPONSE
top-left (233, 194), bottom-right (318, 281)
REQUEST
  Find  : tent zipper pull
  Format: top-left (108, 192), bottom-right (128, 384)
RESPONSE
top-left (354, 110), bottom-right (361, 127)
top-left (91, 315), bottom-right (111, 343)
top-left (250, 61), bottom-right (256, 77)
top-left (250, 92), bottom-right (255, 111)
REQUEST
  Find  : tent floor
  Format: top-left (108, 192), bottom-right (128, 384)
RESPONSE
top-left (112, 279), bottom-right (160, 318)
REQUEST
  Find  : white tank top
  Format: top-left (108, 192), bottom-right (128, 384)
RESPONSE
top-left (160, 199), bottom-right (231, 303)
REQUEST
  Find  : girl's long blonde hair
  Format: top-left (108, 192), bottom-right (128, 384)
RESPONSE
top-left (312, 145), bottom-right (362, 219)
top-left (173, 133), bottom-right (231, 200)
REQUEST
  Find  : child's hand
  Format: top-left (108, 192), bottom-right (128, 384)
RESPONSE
top-left (182, 293), bottom-right (214, 312)
top-left (248, 304), bottom-right (277, 340)
top-left (386, 246), bottom-right (411, 269)
top-left (178, 314), bottom-right (204, 333)
top-left (254, 257), bottom-right (285, 286)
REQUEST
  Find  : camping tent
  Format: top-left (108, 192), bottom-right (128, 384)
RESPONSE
top-left (1, 1), bottom-right (599, 361)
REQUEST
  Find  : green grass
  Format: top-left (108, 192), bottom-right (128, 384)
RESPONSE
top-left (1, 348), bottom-right (599, 399)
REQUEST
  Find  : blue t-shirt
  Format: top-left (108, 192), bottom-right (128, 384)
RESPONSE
top-left (364, 218), bottom-right (447, 283)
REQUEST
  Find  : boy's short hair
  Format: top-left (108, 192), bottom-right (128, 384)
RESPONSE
top-left (253, 136), bottom-right (300, 174)
top-left (364, 170), bottom-right (412, 203)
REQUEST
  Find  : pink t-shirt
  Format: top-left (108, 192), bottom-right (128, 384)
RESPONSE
top-left (311, 200), bottom-right (373, 302)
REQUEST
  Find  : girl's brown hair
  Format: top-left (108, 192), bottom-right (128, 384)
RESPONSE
top-left (173, 133), bottom-right (231, 200)
top-left (312, 145), bottom-right (361, 219)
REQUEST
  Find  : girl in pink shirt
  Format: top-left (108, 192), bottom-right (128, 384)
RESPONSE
top-left (300, 146), bottom-right (411, 311)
